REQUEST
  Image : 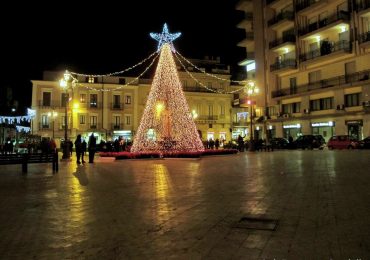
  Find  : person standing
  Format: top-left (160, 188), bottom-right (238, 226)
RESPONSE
top-left (81, 138), bottom-right (87, 163)
top-left (88, 133), bottom-right (97, 163)
top-left (74, 135), bottom-right (82, 164)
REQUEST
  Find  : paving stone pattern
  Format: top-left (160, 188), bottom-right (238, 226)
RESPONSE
top-left (0, 150), bottom-right (369, 259)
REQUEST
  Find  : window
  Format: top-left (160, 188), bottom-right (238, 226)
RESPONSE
top-left (80, 94), bottom-right (86, 103)
top-left (310, 99), bottom-right (321, 111)
top-left (345, 93), bottom-right (360, 107)
top-left (208, 105), bottom-right (213, 117)
top-left (79, 115), bottom-right (86, 125)
top-left (114, 116), bottom-right (120, 125)
top-left (41, 115), bottom-right (49, 128)
top-left (61, 93), bottom-right (69, 107)
top-left (88, 76), bottom-right (95, 83)
top-left (220, 105), bottom-right (225, 116)
top-left (309, 70), bottom-right (321, 84)
top-left (322, 97), bottom-right (333, 110)
top-left (90, 94), bottom-right (98, 108)
top-left (42, 92), bottom-right (51, 106)
top-left (119, 78), bottom-right (126, 85)
top-left (90, 116), bottom-right (97, 128)
top-left (113, 95), bottom-right (121, 108)
top-left (290, 77), bottom-right (297, 94)
top-left (183, 80), bottom-right (187, 87)
top-left (207, 82), bottom-right (212, 88)
top-left (125, 95), bottom-right (132, 104)
top-left (126, 116), bottom-right (131, 125)
top-left (310, 97), bottom-right (333, 111)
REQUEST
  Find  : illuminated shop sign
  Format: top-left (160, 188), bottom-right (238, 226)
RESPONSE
top-left (283, 124), bottom-right (301, 129)
top-left (311, 121), bottom-right (334, 127)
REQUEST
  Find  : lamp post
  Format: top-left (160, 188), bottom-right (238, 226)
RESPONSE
top-left (47, 111), bottom-right (58, 139)
top-left (59, 70), bottom-right (76, 160)
top-left (244, 81), bottom-right (259, 151)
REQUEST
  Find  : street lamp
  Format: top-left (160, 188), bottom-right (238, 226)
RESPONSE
top-left (244, 81), bottom-right (259, 151)
top-left (59, 70), bottom-right (77, 160)
top-left (47, 111), bottom-right (58, 139)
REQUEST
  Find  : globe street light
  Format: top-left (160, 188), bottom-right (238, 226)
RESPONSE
top-left (59, 70), bottom-right (76, 160)
top-left (47, 111), bottom-right (58, 139)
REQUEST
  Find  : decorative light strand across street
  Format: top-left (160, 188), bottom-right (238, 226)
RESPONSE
top-left (175, 51), bottom-right (250, 84)
top-left (69, 51), bottom-right (158, 77)
top-left (75, 53), bottom-right (160, 92)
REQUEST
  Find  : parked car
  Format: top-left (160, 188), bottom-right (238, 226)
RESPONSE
top-left (358, 136), bottom-right (370, 149)
top-left (292, 135), bottom-right (326, 150)
top-left (327, 135), bottom-right (359, 149)
top-left (270, 137), bottom-right (289, 149)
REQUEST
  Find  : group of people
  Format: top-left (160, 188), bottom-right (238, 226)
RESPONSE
top-left (74, 133), bottom-right (97, 164)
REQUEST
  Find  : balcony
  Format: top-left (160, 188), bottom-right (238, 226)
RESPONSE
top-left (298, 11), bottom-right (350, 38)
top-left (111, 102), bottom-right (123, 110)
top-left (269, 34), bottom-right (296, 50)
top-left (111, 123), bottom-right (124, 130)
top-left (232, 121), bottom-right (249, 127)
top-left (355, 0), bottom-right (370, 16)
top-left (266, 0), bottom-right (290, 9)
top-left (271, 69), bottom-right (370, 98)
top-left (88, 123), bottom-right (100, 130)
top-left (358, 31), bottom-right (370, 48)
top-left (237, 13), bottom-right (253, 29)
top-left (268, 11), bottom-right (294, 30)
top-left (37, 100), bottom-right (62, 108)
top-left (270, 59), bottom-right (297, 73)
top-left (238, 52), bottom-right (255, 66)
top-left (39, 123), bottom-right (50, 130)
top-left (237, 32), bottom-right (254, 47)
top-left (296, 0), bottom-right (328, 15)
top-left (236, 0), bottom-right (252, 11)
top-left (183, 86), bottom-right (219, 93)
top-left (299, 40), bottom-right (351, 63)
top-left (194, 115), bottom-right (219, 123)
top-left (89, 102), bottom-right (101, 109)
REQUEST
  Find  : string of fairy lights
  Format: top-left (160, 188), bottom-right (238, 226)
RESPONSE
top-left (64, 49), bottom-right (256, 94)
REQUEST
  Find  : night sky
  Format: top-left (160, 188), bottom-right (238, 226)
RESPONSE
top-left (0, 0), bottom-right (245, 112)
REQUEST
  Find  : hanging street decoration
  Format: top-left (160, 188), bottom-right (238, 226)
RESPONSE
top-left (0, 108), bottom-right (36, 125)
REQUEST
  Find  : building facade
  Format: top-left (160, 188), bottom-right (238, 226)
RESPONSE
top-left (31, 58), bottom-right (237, 147)
top-left (237, 0), bottom-right (370, 142)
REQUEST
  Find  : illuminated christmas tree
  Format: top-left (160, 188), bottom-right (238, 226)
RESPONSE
top-left (131, 24), bottom-right (204, 153)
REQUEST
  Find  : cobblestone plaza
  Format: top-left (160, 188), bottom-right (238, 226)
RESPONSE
top-left (0, 150), bottom-right (369, 259)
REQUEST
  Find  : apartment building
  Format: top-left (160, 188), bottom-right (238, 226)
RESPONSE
top-left (31, 57), bottom-right (236, 146)
top-left (237, 0), bottom-right (370, 142)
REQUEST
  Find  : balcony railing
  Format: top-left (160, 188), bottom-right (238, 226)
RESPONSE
top-left (358, 31), bottom-right (370, 44)
top-left (183, 86), bottom-right (218, 93)
top-left (298, 11), bottom-right (349, 36)
top-left (355, 0), bottom-right (370, 11)
top-left (268, 11), bottom-right (294, 27)
top-left (111, 102), bottom-right (123, 110)
top-left (272, 69), bottom-right (370, 98)
top-left (196, 115), bottom-right (219, 121)
top-left (296, 0), bottom-right (326, 12)
top-left (270, 59), bottom-right (297, 72)
top-left (37, 100), bottom-right (62, 108)
top-left (39, 123), bottom-right (50, 129)
top-left (88, 123), bottom-right (100, 130)
top-left (299, 40), bottom-right (351, 62)
top-left (89, 102), bottom-right (101, 109)
top-left (269, 34), bottom-right (296, 49)
top-left (111, 123), bottom-right (124, 130)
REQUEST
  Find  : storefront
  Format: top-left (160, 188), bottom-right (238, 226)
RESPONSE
top-left (254, 125), bottom-right (262, 141)
top-left (283, 123), bottom-right (302, 140)
top-left (232, 128), bottom-right (248, 140)
top-left (311, 121), bottom-right (335, 142)
top-left (346, 120), bottom-right (363, 140)
top-left (112, 130), bottom-right (132, 141)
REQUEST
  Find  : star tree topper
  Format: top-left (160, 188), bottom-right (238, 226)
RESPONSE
top-left (150, 23), bottom-right (181, 52)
